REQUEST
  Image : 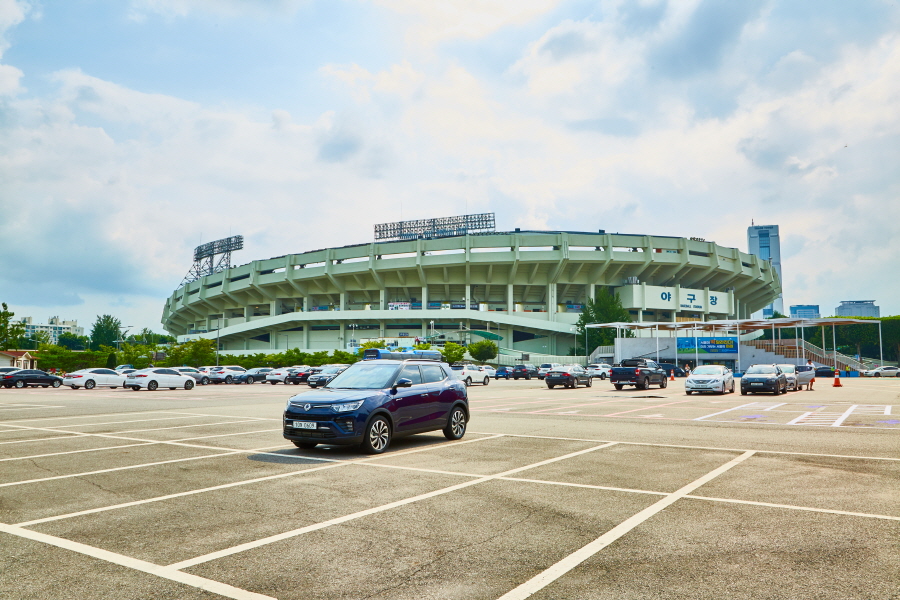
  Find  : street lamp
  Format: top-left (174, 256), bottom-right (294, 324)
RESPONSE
top-left (348, 323), bottom-right (358, 350)
top-left (116, 326), bottom-right (133, 352)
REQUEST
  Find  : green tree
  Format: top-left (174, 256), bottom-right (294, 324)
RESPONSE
top-left (413, 343), bottom-right (431, 350)
top-left (105, 352), bottom-right (117, 369)
top-left (572, 289), bottom-right (633, 355)
top-left (0, 303), bottom-right (26, 350)
top-left (468, 339), bottom-right (498, 364)
top-left (58, 332), bottom-right (89, 350)
top-left (90, 315), bottom-right (123, 350)
top-left (440, 342), bottom-right (466, 364)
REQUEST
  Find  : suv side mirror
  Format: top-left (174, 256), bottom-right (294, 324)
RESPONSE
top-left (393, 378), bottom-right (413, 391)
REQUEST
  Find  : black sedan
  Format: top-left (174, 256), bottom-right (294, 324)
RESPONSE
top-left (235, 368), bottom-right (274, 384)
top-left (815, 366), bottom-right (836, 378)
top-left (2, 369), bottom-right (63, 389)
top-left (286, 367), bottom-right (319, 385)
top-left (545, 365), bottom-right (592, 389)
top-left (740, 364), bottom-right (788, 395)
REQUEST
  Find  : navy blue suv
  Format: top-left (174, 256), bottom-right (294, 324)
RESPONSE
top-left (283, 358), bottom-right (469, 453)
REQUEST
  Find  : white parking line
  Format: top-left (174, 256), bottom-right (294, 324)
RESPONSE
top-left (693, 403), bottom-right (755, 421)
top-left (0, 433), bottom-right (89, 445)
top-left (684, 495), bottom-right (900, 521)
top-left (468, 431), bottom-right (900, 462)
top-left (0, 442), bottom-right (159, 462)
top-left (495, 451), bottom-right (755, 600)
top-left (0, 523), bottom-right (275, 600)
top-left (832, 405), bottom-right (859, 427)
top-left (164, 441), bottom-right (619, 571)
top-left (14, 434), bottom-right (506, 526)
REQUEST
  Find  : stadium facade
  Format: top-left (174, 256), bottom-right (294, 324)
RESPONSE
top-left (161, 230), bottom-right (781, 357)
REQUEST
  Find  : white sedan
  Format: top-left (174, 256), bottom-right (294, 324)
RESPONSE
top-left (64, 368), bottom-right (126, 390)
top-left (126, 368), bottom-right (196, 391)
top-left (685, 365), bottom-right (735, 395)
top-left (862, 366), bottom-right (900, 377)
top-left (266, 367), bottom-right (299, 384)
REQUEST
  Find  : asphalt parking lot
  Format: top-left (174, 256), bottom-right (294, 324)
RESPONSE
top-left (1, 376), bottom-right (899, 599)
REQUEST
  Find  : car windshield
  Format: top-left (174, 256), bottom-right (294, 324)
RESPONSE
top-left (325, 363), bottom-right (399, 389)
top-left (320, 367), bottom-right (342, 374)
top-left (450, 366), bottom-right (464, 370)
top-left (692, 366), bottom-right (724, 375)
top-left (540, 364), bottom-right (552, 369)
top-left (779, 365), bottom-right (796, 373)
top-left (746, 366), bottom-right (777, 374)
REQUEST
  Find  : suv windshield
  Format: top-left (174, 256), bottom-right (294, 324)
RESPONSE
top-left (325, 363), bottom-right (399, 389)
top-left (778, 365), bottom-right (796, 373)
top-left (746, 366), bottom-right (777, 374)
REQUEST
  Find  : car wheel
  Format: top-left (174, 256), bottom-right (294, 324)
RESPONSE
top-left (585, 377), bottom-right (592, 387)
top-left (148, 381), bottom-right (158, 391)
top-left (659, 377), bottom-right (667, 389)
top-left (185, 380), bottom-right (194, 390)
top-left (443, 407), bottom-right (467, 440)
top-left (875, 372), bottom-right (881, 377)
top-left (131, 386), bottom-right (141, 391)
top-left (41, 385), bottom-right (49, 388)
top-left (547, 383), bottom-right (555, 389)
top-left (51, 380), bottom-right (61, 388)
top-left (309, 383), bottom-right (317, 388)
top-left (15, 380), bottom-right (25, 388)
top-left (614, 384), bottom-right (624, 390)
top-left (525, 374), bottom-right (531, 380)
top-left (225, 376), bottom-right (233, 384)
top-left (70, 386), bottom-right (78, 389)
top-left (201, 377), bottom-right (209, 385)
top-left (730, 381), bottom-right (735, 393)
top-left (571, 378), bottom-right (578, 389)
top-left (292, 441), bottom-right (317, 449)
top-left (111, 386), bottom-right (118, 389)
top-left (464, 377), bottom-right (472, 387)
top-left (600, 373), bottom-right (606, 380)
top-left (483, 377), bottom-right (489, 385)
top-left (686, 390), bottom-right (693, 395)
top-left (270, 381), bottom-right (277, 385)
top-left (85, 380), bottom-right (96, 390)
top-left (292, 381), bottom-right (299, 385)
top-left (362, 416), bottom-right (392, 453)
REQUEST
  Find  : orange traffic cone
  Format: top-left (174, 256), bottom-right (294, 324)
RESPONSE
top-left (670, 370), bottom-right (675, 381)
top-left (833, 369), bottom-right (842, 387)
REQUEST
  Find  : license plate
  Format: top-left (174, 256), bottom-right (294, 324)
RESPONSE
top-left (751, 382), bottom-right (763, 386)
top-left (293, 421), bottom-right (316, 429)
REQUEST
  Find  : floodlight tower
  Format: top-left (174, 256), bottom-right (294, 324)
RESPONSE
top-left (181, 235), bottom-right (244, 286)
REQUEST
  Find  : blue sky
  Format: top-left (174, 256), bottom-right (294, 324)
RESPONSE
top-left (1, 0), bottom-right (899, 332)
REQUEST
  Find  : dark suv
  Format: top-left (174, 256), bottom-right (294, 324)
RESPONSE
top-left (512, 364), bottom-right (537, 380)
top-left (283, 358), bottom-right (469, 454)
top-left (741, 364), bottom-right (788, 395)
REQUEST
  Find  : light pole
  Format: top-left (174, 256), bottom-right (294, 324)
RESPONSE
top-left (348, 323), bottom-right (358, 350)
top-left (116, 326), bottom-right (133, 352)
top-left (215, 318), bottom-right (223, 366)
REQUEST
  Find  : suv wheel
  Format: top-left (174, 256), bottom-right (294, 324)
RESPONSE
top-left (200, 377), bottom-right (209, 385)
top-left (464, 377), bottom-right (472, 387)
top-left (585, 377), bottom-right (592, 388)
top-left (362, 416), bottom-right (391, 454)
top-left (443, 407), bottom-right (467, 440)
top-left (483, 376), bottom-right (489, 385)
top-left (270, 380), bottom-right (278, 385)
top-left (293, 441), bottom-right (317, 450)
top-left (225, 375), bottom-right (233, 384)
top-left (184, 380), bottom-right (194, 390)
top-left (659, 377), bottom-right (667, 389)
top-left (525, 374), bottom-right (531, 380)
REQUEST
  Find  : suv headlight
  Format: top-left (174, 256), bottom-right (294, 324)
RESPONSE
top-left (332, 400), bottom-right (364, 413)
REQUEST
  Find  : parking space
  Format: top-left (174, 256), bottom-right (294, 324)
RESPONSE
top-left (1, 378), bottom-right (898, 599)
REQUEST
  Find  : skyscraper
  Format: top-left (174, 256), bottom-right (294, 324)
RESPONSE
top-left (747, 224), bottom-right (783, 317)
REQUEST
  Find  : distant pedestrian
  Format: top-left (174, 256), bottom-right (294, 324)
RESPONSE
top-left (807, 359), bottom-right (815, 391)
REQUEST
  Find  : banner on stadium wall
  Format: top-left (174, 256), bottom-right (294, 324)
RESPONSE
top-left (677, 337), bottom-right (737, 353)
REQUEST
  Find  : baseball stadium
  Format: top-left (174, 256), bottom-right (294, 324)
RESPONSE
top-left (161, 214), bottom-right (781, 360)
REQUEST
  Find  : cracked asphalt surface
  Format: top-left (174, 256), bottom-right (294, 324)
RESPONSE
top-left (1, 376), bottom-right (898, 599)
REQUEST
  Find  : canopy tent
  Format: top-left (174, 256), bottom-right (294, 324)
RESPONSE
top-left (585, 317), bottom-right (883, 370)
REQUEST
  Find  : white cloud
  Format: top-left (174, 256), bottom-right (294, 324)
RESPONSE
top-left (127, 0), bottom-right (308, 20)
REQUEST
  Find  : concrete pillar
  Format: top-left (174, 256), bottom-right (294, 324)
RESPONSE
top-left (244, 307), bottom-right (252, 320)
top-left (587, 283), bottom-right (595, 304)
top-left (465, 284), bottom-right (471, 309)
top-left (270, 300), bottom-right (280, 316)
top-left (379, 320), bottom-right (385, 338)
top-left (547, 283), bottom-right (557, 319)
top-left (421, 285), bottom-right (428, 311)
top-left (303, 323), bottom-right (309, 350)
top-left (339, 321), bottom-right (345, 350)
top-left (339, 292), bottom-right (346, 312)
top-left (379, 289), bottom-right (386, 311)
top-left (507, 284), bottom-right (514, 314)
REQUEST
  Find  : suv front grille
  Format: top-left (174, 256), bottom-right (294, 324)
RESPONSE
top-left (283, 427), bottom-right (337, 439)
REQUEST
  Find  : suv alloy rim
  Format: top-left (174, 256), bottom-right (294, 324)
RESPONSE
top-left (450, 409), bottom-right (466, 437)
top-left (369, 419), bottom-right (390, 451)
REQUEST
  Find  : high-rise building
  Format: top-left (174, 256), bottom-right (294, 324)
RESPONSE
top-left (835, 300), bottom-right (879, 318)
top-left (17, 316), bottom-right (84, 344)
top-left (790, 305), bottom-right (820, 319)
top-left (747, 224), bottom-right (783, 317)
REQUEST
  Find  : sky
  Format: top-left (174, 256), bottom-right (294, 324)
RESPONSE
top-left (1, 0), bottom-right (899, 334)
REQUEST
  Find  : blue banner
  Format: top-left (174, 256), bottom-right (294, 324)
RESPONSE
top-left (677, 337), bottom-right (737, 354)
